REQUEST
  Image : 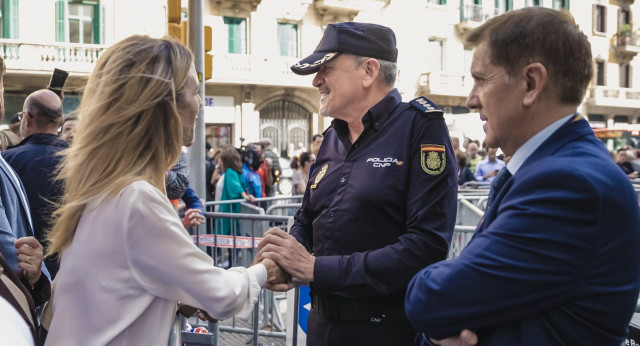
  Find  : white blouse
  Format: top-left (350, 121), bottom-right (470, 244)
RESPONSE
top-left (46, 181), bottom-right (265, 346)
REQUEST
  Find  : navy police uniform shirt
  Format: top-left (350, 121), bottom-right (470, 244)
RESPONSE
top-left (290, 89), bottom-right (457, 302)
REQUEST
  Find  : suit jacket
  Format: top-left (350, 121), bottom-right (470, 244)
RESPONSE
top-left (3, 133), bottom-right (67, 278)
top-left (0, 154), bottom-right (51, 281)
top-left (406, 117), bottom-right (640, 345)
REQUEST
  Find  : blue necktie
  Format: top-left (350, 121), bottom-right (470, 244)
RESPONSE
top-left (487, 167), bottom-right (512, 209)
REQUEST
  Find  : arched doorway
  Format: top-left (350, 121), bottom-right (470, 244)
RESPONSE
top-left (260, 100), bottom-right (312, 158)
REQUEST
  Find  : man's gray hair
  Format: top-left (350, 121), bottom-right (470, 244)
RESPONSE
top-left (354, 56), bottom-right (397, 86)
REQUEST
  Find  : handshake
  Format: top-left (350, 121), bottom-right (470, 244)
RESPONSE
top-left (251, 228), bottom-right (315, 292)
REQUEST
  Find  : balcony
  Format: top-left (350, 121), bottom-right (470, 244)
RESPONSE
top-left (314, 0), bottom-right (390, 24)
top-left (0, 40), bottom-right (314, 90)
top-left (210, 54), bottom-right (314, 88)
top-left (615, 33), bottom-right (640, 62)
top-left (587, 85), bottom-right (640, 109)
top-left (418, 72), bottom-right (472, 106)
top-left (456, 4), bottom-right (501, 40)
top-left (0, 39), bottom-right (106, 91)
top-left (0, 39), bottom-right (104, 73)
top-left (211, 0), bottom-right (263, 15)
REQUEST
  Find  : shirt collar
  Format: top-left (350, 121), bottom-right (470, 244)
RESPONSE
top-left (507, 113), bottom-right (575, 175)
top-left (367, 88), bottom-right (401, 131)
top-left (332, 88), bottom-right (402, 136)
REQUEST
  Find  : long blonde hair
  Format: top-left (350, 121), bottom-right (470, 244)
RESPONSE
top-left (47, 35), bottom-right (193, 256)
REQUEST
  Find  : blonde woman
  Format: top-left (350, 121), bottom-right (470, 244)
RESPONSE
top-left (45, 35), bottom-right (287, 345)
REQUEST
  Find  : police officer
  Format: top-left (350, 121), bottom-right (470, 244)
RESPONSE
top-left (257, 22), bottom-right (457, 345)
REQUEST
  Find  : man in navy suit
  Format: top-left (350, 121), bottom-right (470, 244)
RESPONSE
top-left (405, 7), bottom-right (640, 346)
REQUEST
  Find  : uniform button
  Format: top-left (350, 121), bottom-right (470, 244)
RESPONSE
top-left (329, 212), bottom-right (335, 217)
top-left (375, 122), bottom-right (379, 127)
top-left (340, 177), bottom-right (346, 184)
top-left (354, 144), bottom-right (358, 148)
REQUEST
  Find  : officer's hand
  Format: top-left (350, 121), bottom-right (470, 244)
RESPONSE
top-left (257, 228), bottom-right (315, 283)
top-left (430, 329), bottom-right (478, 346)
top-left (256, 228), bottom-right (285, 253)
top-left (15, 237), bottom-right (43, 287)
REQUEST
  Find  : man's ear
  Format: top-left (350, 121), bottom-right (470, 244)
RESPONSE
top-left (23, 112), bottom-right (32, 127)
top-left (522, 62), bottom-right (547, 107)
top-left (362, 58), bottom-right (381, 88)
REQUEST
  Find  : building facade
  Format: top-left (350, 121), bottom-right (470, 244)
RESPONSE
top-left (0, 0), bottom-right (637, 154)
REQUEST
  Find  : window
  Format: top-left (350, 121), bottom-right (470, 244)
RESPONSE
top-left (0, 0), bottom-right (18, 39)
top-left (593, 5), bottom-right (606, 34)
top-left (621, 63), bottom-right (632, 88)
top-left (427, 39), bottom-right (444, 71)
top-left (495, 0), bottom-right (513, 13)
top-left (596, 60), bottom-right (605, 86)
top-left (525, 0), bottom-right (540, 6)
top-left (614, 115), bottom-right (629, 124)
top-left (224, 17), bottom-right (247, 54)
top-left (588, 114), bottom-right (606, 129)
top-left (56, 1), bottom-right (102, 44)
top-left (621, 9), bottom-right (630, 26)
top-left (277, 22), bottom-right (298, 57)
top-left (553, 0), bottom-right (569, 10)
top-left (427, 0), bottom-right (446, 4)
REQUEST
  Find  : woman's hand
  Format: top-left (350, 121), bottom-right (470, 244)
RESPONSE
top-left (181, 209), bottom-right (205, 228)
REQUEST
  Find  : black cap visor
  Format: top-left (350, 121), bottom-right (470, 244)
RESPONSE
top-left (291, 52), bottom-right (341, 75)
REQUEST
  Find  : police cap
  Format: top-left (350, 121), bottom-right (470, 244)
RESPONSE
top-left (291, 22), bottom-right (398, 75)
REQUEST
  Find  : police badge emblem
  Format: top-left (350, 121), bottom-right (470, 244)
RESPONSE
top-left (310, 164), bottom-right (328, 189)
top-left (420, 144), bottom-right (446, 175)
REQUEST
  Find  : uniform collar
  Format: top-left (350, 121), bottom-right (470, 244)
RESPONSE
top-left (332, 88), bottom-right (402, 137)
top-left (366, 88), bottom-right (401, 131)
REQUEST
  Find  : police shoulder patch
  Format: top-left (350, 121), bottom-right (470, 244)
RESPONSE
top-left (420, 144), bottom-right (446, 175)
top-left (410, 96), bottom-right (443, 115)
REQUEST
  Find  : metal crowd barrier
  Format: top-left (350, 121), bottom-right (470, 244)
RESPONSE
top-left (180, 210), bottom-right (291, 346)
top-left (461, 181), bottom-right (492, 190)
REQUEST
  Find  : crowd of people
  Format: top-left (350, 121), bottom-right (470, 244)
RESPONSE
top-left (0, 6), bottom-right (638, 346)
top-left (453, 135), bottom-right (640, 188)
